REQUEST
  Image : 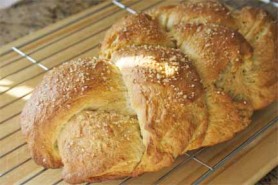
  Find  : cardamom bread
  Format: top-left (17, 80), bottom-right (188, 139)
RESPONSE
top-left (20, 0), bottom-right (277, 183)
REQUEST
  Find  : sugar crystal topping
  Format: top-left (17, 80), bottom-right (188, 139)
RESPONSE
top-left (35, 57), bottom-right (113, 112)
top-left (120, 45), bottom-right (202, 103)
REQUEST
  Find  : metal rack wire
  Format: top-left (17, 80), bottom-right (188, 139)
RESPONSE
top-left (1, 0), bottom-right (277, 184)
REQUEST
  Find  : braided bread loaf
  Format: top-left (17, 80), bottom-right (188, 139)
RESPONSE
top-left (20, 0), bottom-right (277, 183)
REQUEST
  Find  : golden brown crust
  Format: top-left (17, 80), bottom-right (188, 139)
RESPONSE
top-left (100, 14), bottom-right (174, 59)
top-left (20, 58), bottom-right (135, 168)
top-left (199, 88), bottom-right (253, 148)
top-left (20, 0), bottom-right (277, 183)
top-left (147, 0), bottom-right (236, 31)
top-left (147, 0), bottom-right (277, 109)
top-left (172, 23), bottom-right (252, 86)
top-left (233, 7), bottom-right (278, 109)
top-left (59, 111), bottom-right (144, 184)
top-left (111, 45), bottom-right (208, 174)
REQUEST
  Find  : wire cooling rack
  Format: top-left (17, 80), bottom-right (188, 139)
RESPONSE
top-left (0, 0), bottom-right (277, 184)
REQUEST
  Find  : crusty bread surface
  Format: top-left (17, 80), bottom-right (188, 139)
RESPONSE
top-left (20, 0), bottom-right (277, 183)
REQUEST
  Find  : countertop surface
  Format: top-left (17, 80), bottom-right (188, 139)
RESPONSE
top-left (0, 0), bottom-right (277, 184)
top-left (0, 0), bottom-right (104, 46)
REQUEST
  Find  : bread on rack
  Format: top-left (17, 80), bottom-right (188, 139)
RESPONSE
top-left (20, 0), bottom-right (277, 183)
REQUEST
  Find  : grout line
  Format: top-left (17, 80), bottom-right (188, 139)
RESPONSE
top-left (0, 92), bottom-right (32, 110)
top-left (0, 142), bottom-right (26, 158)
top-left (0, 111), bottom-right (21, 125)
top-left (0, 128), bottom-right (21, 141)
top-left (0, 158), bottom-right (32, 177)
top-left (19, 168), bottom-right (47, 185)
top-left (52, 178), bottom-right (63, 185)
